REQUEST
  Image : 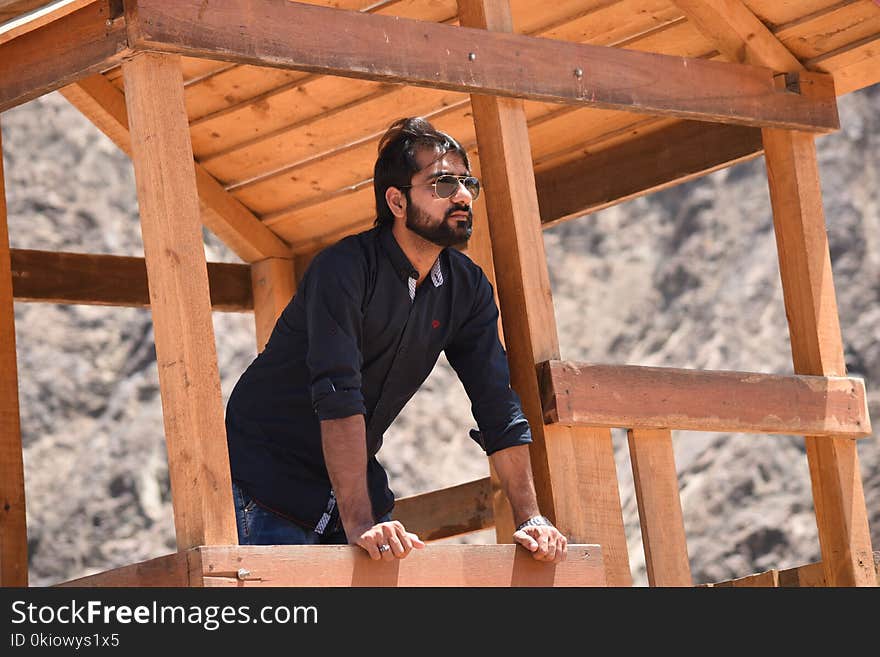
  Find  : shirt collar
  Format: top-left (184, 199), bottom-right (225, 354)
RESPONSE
top-left (379, 225), bottom-right (445, 289)
top-left (379, 226), bottom-right (419, 283)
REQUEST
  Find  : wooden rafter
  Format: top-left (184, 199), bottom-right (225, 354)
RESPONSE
top-left (536, 120), bottom-right (764, 227)
top-left (120, 0), bottom-right (839, 132)
top-left (60, 74), bottom-right (292, 263)
top-left (669, 0), bottom-right (804, 72)
top-left (10, 249), bottom-right (254, 311)
top-left (0, 0), bottom-right (130, 111)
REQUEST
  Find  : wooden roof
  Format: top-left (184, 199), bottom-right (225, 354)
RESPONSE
top-left (3, 0), bottom-right (879, 260)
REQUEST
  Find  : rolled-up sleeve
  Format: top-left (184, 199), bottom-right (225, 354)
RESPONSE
top-left (445, 271), bottom-right (532, 455)
top-left (302, 248), bottom-right (367, 420)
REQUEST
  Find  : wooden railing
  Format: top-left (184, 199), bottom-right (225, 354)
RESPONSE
top-left (394, 360), bottom-right (872, 586)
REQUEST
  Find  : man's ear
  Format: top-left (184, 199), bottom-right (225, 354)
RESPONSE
top-left (385, 186), bottom-right (406, 219)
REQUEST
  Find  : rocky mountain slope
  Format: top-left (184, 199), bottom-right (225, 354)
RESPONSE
top-left (2, 84), bottom-right (877, 586)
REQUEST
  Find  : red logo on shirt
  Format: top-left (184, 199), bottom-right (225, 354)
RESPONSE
top-left (431, 319), bottom-right (440, 329)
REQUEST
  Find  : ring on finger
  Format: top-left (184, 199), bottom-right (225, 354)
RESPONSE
top-left (378, 544), bottom-right (390, 553)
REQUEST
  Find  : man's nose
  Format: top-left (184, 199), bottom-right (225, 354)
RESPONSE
top-left (450, 180), bottom-right (473, 204)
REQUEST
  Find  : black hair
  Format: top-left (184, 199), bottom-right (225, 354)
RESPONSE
top-left (373, 117), bottom-right (470, 228)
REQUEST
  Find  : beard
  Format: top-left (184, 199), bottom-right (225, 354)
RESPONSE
top-left (405, 201), bottom-right (473, 248)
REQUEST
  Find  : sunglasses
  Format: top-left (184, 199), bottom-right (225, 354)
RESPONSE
top-left (398, 174), bottom-right (481, 201)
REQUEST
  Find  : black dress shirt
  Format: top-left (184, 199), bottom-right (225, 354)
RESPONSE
top-left (225, 225), bottom-right (532, 533)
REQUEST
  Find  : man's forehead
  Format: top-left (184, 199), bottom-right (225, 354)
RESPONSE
top-left (413, 147), bottom-right (467, 177)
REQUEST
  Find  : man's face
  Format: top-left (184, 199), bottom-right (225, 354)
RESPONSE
top-left (402, 148), bottom-right (474, 249)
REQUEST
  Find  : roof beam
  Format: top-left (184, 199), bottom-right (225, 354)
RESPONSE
top-left (669, 0), bottom-right (804, 72)
top-left (10, 248), bottom-right (253, 311)
top-left (60, 74), bottom-right (292, 263)
top-left (535, 120), bottom-right (764, 226)
top-left (0, 0), bottom-right (130, 111)
top-left (122, 0), bottom-right (839, 132)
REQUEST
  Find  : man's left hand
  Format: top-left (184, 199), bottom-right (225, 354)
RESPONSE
top-left (514, 525), bottom-right (568, 563)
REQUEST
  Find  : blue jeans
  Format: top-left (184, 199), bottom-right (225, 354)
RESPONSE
top-left (233, 481), bottom-right (391, 545)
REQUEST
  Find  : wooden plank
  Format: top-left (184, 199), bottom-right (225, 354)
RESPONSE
top-left (713, 569), bottom-right (780, 587)
top-left (197, 544), bottom-right (605, 587)
top-left (763, 127), bottom-right (876, 586)
top-left (187, 0), bottom-right (456, 137)
top-left (538, 360), bottom-right (871, 437)
top-left (808, 35), bottom-right (880, 95)
top-left (777, 560), bottom-right (827, 587)
top-left (54, 551), bottom-right (192, 587)
top-left (670, 0), bottom-right (804, 71)
top-left (122, 0), bottom-right (840, 132)
top-left (523, 0), bottom-right (684, 46)
top-left (742, 0), bottom-right (845, 29)
top-left (201, 86), bottom-right (468, 187)
top-left (0, 0), bottom-right (96, 45)
top-left (185, 66), bottom-right (312, 122)
top-left (529, 110), bottom-right (675, 170)
top-left (60, 73), bottom-right (292, 263)
top-left (0, 0), bottom-right (130, 112)
top-left (10, 248), bottom-right (254, 311)
top-left (459, 0), bottom-right (631, 587)
top-left (0, 0), bottom-right (51, 23)
top-left (627, 429), bottom-right (692, 586)
top-left (250, 257), bottom-right (295, 352)
top-left (392, 477), bottom-right (495, 541)
top-left (536, 119), bottom-right (763, 225)
top-left (190, 76), bottom-right (387, 160)
top-left (122, 52), bottom-right (237, 549)
top-left (0, 122), bottom-right (28, 587)
top-left (775, 1), bottom-right (880, 62)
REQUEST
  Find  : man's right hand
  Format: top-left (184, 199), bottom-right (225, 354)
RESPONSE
top-left (351, 520), bottom-right (426, 561)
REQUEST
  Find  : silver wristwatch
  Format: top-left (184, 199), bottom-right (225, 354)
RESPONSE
top-left (516, 515), bottom-right (554, 532)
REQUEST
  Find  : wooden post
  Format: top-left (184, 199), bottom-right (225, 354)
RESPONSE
top-left (664, 1), bottom-right (874, 586)
top-left (763, 127), bottom-right (876, 586)
top-left (627, 429), bottom-right (692, 586)
top-left (458, 0), bottom-right (631, 585)
top-left (0, 122), bottom-right (28, 586)
top-left (462, 153), bottom-right (515, 542)
top-left (123, 52), bottom-right (237, 549)
top-left (250, 257), bottom-right (296, 352)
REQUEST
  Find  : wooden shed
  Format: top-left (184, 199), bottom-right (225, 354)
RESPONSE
top-left (1, 0), bottom-right (878, 587)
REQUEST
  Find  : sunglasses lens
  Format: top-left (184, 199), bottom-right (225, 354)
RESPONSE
top-left (434, 175), bottom-right (481, 199)
top-left (464, 177), bottom-right (480, 200)
top-left (434, 175), bottom-right (459, 198)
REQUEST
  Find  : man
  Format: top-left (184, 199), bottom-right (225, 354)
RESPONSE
top-left (226, 117), bottom-right (567, 563)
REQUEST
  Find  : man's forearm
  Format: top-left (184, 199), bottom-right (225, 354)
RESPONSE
top-left (488, 444), bottom-right (541, 527)
top-left (320, 415), bottom-right (374, 535)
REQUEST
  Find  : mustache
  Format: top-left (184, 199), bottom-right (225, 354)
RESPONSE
top-left (445, 204), bottom-right (473, 221)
